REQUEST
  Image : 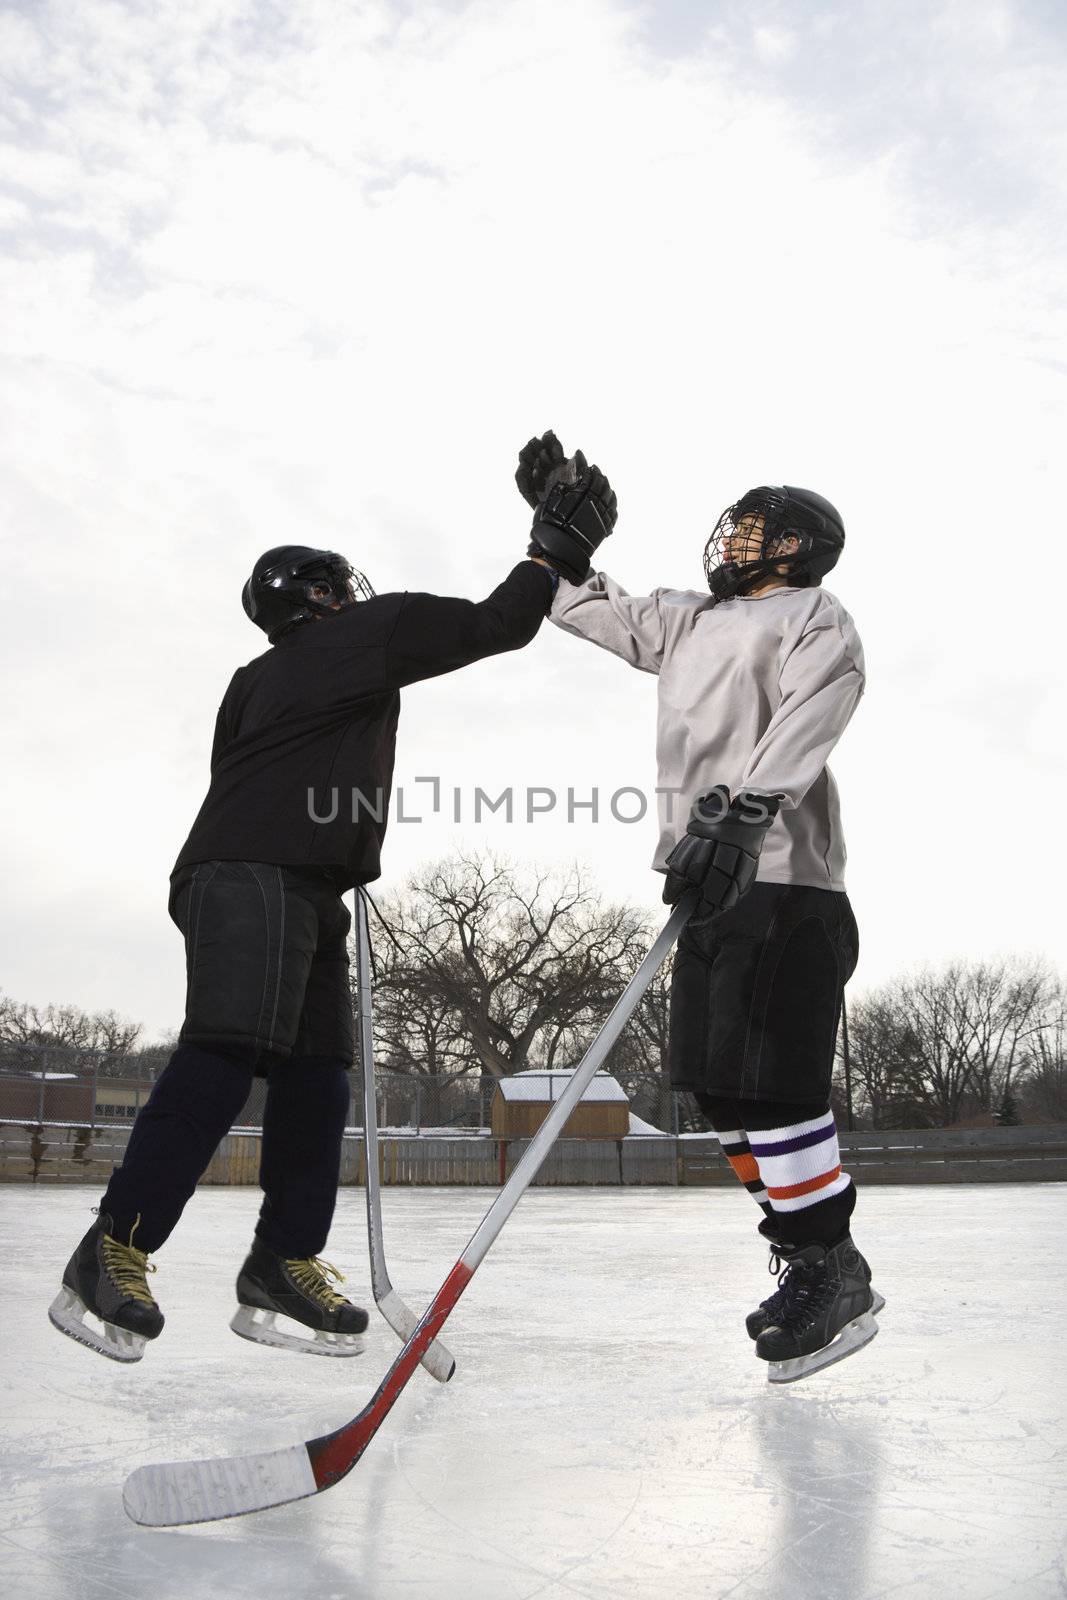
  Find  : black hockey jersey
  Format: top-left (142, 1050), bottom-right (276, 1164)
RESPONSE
top-left (171, 561), bottom-right (553, 893)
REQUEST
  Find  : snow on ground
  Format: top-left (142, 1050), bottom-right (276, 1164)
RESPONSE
top-left (2, 1183), bottom-right (1065, 1600)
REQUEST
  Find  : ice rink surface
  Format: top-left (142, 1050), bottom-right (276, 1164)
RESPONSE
top-left (2, 1183), bottom-right (1065, 1600)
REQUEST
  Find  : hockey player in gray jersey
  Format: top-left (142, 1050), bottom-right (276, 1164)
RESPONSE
top-left (516, 431), bottom-right (883, 1383)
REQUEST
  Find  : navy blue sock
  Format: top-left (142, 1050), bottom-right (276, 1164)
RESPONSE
top-left (254, 1056), bottom-right (351, 1259)
top-left (100, 1043), bottom-right (254, 1252)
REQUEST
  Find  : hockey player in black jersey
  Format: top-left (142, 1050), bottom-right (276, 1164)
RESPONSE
top-left (516, 431), bottom-right (881, 1383)
top-left (50, 471), bottom-right (618, 1363)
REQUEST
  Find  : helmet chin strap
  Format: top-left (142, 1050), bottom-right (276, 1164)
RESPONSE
top-left (710, 557), bottom-right (785, 604)
top-left (711, 534), bottom-right (816, 604)
top-left (735, 562), bottom-right (781, 595)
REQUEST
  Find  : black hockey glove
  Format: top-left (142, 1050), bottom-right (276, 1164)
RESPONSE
top-left (516, 430), bottom-right (618, 584)
top-left (516, 430), bottom-right (567, 508)
top-left (663, 788), bottom-right (781, 916)
top-left (528, 457), bottom-right (618, 585)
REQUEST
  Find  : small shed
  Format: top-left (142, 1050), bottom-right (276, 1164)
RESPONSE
top-left (490, 1069), bottom-right (630, 1140)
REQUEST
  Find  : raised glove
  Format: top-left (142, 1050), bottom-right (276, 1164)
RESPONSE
top-left (528, 455), bottom-right (618, 585)
top-left (663, 788), bottom-right (781, 915)
top-left (516, 430), bottom-right (568, 508)
top-left (516, 430), bottom-right (618, 584)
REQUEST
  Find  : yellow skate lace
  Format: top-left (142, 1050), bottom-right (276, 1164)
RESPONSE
top-left (101, 1213), bottom-right (158, 1307)
top-left (283, 1256), bottom-right (349, 1311)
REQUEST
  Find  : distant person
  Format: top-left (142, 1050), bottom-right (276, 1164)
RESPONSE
top-left (49, 471), bottom-right (616, 1363)
top-left (517, 430), bottom-right (881, 1382)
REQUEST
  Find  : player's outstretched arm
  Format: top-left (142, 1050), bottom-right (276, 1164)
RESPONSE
top-left (384, 563), bottom-right (555, 689)
top-left (516, 430), bottom-right (668, 674)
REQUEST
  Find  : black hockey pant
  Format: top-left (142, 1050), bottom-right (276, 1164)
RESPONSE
top-left (100, 1043), bottom-right (351, 1257)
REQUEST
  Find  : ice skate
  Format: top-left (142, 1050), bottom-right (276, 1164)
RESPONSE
top-left (754, 1234), bottom-right (884, 1383)
top-left (230, 1239), bottom-right (369, 1357)
top-left (48, 1212), bottom-right (164, 1363)
top-left (746, 1221), bottom-right (885, 1342)
top-left (744, 1216), bottom-right (791, 1341)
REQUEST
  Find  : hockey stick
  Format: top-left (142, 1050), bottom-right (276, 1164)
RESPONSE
top-left (122, 894), bottom-right (694, 1528)
top-left (355, 888), bottom-right (456, 1383)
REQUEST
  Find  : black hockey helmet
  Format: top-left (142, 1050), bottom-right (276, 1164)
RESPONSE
top-left (242, 545), bottom-right (375, 643)
top-left (704, 486), bottom-right (845, 605)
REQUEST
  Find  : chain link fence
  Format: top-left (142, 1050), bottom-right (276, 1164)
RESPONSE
top-left (0, 1046), bottom-right (504, 1133)
top-left (235, 1067), bottom-right (499, 1131)
top-left (0, 1049), bottom-right (157, 1130)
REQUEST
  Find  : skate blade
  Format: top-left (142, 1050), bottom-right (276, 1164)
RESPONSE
top-left (48, 1286), bottom-right (146, 1364)
top-left (766, 1310), bottom-right (879, 1385)
top-left (229, 1304), bottom-right (365, 1358)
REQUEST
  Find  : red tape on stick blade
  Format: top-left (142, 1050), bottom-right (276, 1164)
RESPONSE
top-left (306, 1261), bottom-right (474, 1491)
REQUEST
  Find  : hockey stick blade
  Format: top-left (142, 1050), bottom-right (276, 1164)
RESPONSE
top-left (123, 1258), bottom-right (472, 1528)
top-left (375, 1286), bottom-right (455, 1382)
top-left (122, 898), bottom-right (693, 1527)
top-left (357, 889), bottom-right (456, 1382)
top-left (124, 1442), bottom-right (318, 1527)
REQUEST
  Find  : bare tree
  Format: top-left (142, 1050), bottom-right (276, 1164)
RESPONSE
top-left (1016, 982), bottom-right (1067, 1122)
top-left (834, 992), bottom-right (931, 1128)
top-left (901, 964), bottom-right (982, 1125)
top-left (357, 921), bottom-right (475, 1084)
top-left (367, 852), bottom-right (649, 1083)
top-left (954, 958), bottom-right (1057, 1112)
top-left (124, 1032), bottom-right (181, 1082)
top-left (832, 958), bottom-right (1065, 1127)
top-left (604, 952), bottom-right (682, 1130)
top-left (0, 990), bottom-right (141, 1074)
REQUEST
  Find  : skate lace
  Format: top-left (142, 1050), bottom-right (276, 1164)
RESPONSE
top-left (759, 1251), bottom-right (791, 1318)
top-left (772, 1256), bottom-right (834, 1333)
top-left (284, 1256), bottom-right (349, 1311)
top-left (102, 1214), bottom-right (157, 1307)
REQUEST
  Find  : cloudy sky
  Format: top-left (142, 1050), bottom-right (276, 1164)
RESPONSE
top-left (2, 0), bottom-right (1065, 1045)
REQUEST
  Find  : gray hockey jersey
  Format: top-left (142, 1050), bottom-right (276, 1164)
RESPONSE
top-left (550, 575), bottom-right (865, 890)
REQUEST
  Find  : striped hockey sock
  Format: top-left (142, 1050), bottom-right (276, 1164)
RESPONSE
top-left (746, 1111), bottom-right (852, 1218)
top-left (715, 1127), bottom-right (773, 1217)
top-left (692, 1095), bottom-right (773, 1220)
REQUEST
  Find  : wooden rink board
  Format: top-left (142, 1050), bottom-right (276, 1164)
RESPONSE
top-left (2, 1121), bottom-right (1065, 1187)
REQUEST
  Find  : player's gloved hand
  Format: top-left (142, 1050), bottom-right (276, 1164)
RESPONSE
top-left (663, 788), bottom-right (781, 915)
top-left (516, 430), bottom-right (619, 584)
top-left (528, 457), bottom-right (618, 585)
top-left (516, 430), bottom-right (567, 508)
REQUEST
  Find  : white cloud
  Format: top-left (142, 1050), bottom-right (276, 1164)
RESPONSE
top-left (752, 24), bottom-right (795, 62)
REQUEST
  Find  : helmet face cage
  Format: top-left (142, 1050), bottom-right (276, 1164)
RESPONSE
top-left (704, 489), bottom-right (804, 601)
top-left (268, 552), bottom-right (376, 613)
top-left (342, 566), bottom-right (376, 604)
top-left (244, 546), bottom-right (375, 640)
top-left (703, 486), bottom-right (840, 603)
